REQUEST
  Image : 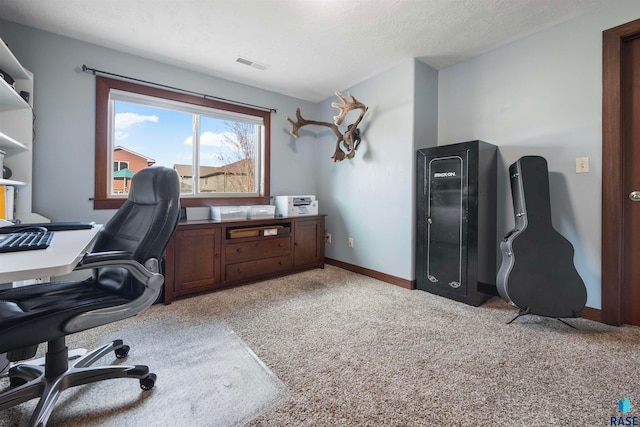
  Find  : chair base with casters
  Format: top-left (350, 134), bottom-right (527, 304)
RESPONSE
top-left (0, 165), bottom-right (180, 427)
top-left (1, 337), bottom-right (155, 427)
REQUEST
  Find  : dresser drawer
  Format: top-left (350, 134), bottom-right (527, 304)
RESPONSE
top-left (226, 255), bottom-right (292, 282)
top-left (225, 236), bottom-right (291, 263)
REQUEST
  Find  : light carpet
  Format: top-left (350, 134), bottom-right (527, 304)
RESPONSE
top-left (2, 264), bottom-right (640, 426)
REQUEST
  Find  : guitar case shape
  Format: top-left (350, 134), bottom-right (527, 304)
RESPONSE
top-left (496, 156), bottom-right (587, 319)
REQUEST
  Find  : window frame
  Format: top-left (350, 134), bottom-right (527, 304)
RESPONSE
top-left (93, 76), bottom-right (271, 209)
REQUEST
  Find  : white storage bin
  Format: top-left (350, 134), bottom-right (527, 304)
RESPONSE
top-left (210, 206), bottom-right (248, 221)
top-left (185, 207), bottom-right (210, 221)
top-left (245, 205), bottom-right (276, 219)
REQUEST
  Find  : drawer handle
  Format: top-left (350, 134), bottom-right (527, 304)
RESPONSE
top-left (279, 261), bottom-right (284, 265)
top-left (237, 268), bottom-right (243, 273)
top-left (236, 248), bottom-right (242, 253)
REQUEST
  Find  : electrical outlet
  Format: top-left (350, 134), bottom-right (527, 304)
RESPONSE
top-left (325, 233), bottom-right (331, 243)
top-left (348, 237), bottom-right (354, 248)
top-left (576, 157), bottom-right (589, 173)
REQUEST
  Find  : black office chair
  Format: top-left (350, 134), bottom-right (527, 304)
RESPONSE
top-left (0, 165), bottom-right (180, 426)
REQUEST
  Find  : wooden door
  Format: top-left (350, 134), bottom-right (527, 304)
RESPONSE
top-left (622, 35), bottom-right (640, 326)
top-left (603, 19), bottom-right (640, 326)
top-left (293, 218), bottom-right (324, 267)
top-left (423, 154), bottom-right (467, 294)
top-left (173, 228), bottom-right (221, 292)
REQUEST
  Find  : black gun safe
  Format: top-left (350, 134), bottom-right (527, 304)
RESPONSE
top-left (416, 140), bottom-right (497, 306)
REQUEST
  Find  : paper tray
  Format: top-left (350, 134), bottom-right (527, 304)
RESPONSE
top-left (228, 225), bottom-right (284, 239)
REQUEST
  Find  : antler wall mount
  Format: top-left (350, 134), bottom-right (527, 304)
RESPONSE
top-left (287, 92), bottom-right (368, 162)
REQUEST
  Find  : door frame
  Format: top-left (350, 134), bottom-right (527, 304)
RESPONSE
top-left (602, 19), bottom-right (640, 325)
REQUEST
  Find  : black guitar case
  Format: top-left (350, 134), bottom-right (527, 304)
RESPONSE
top-left (496, 156), bottom-right (587, 320)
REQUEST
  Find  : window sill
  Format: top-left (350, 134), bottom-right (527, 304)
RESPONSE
top-left (92, 196), bottom-right (272, 210)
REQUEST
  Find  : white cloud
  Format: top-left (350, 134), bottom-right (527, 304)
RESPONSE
top-left (115, 130), bottom-right (129, 140)
top-left (183, 131), bottom-right (239, 152)
top-left (201, 131), bottom-right (229, 147)
top-left (115, 112), bottom-right (159, 130)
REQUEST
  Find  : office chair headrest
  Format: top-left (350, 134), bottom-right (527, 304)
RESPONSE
top-left (128, 166), bottom-right (180, 205)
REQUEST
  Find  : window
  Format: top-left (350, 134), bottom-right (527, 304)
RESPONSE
top-left (113, 161), bottom-right (129, 171)
top-left (93, 76), bottom-right (271, 209)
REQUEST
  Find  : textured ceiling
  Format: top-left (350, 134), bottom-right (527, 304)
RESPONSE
top-left (0, 0), bottom-right (615, 102)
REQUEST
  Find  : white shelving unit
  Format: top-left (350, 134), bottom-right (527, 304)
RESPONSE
top-left (0, 36), bottom-right (47, 223)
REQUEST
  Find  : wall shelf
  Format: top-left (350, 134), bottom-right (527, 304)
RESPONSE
top-left (0, 36), bottom-right (47, 223)
top-left (0, 130), bottom-right (29, 157)
top-left (0, 179), bottom-right (27, 188)
top-left (0, 78), bottom-right (29, 111)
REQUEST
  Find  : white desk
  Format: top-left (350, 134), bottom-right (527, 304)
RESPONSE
top-left (0, 225), bottom-right (102, 284)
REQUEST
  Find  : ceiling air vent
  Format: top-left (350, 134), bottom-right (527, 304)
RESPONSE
top-left (236, 56), bottom-right (268, 71)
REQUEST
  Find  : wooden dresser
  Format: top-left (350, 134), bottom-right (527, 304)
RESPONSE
top-left (163, 215), bottom-right (325, 304)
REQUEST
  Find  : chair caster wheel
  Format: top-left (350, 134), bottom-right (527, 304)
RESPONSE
top-left (115, 344), bottom-right (130, 359)
top-left (140, 373), bottom-right (156, 390)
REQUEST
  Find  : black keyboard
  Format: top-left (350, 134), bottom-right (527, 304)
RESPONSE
top-left (0, 231), bottom-right (54, 253)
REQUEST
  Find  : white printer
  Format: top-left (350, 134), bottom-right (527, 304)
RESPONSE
top-left (274, 195), bottom-right (318, 217)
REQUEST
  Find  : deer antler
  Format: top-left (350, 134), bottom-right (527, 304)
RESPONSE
top-left (335, 92), bottom-right (368, 160)
top-left (287, 108), bottom-right (342, 140)
top-left (287, 91), bottom-right (368, 162)
top-left (332, 92), bottom-right (368, 126)
top-left (287, 108), bottom-right (345, 162)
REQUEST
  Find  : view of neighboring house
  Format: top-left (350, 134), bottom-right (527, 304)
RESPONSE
top-left (113, 146), bottom-right (156, 193)
top-left (113, 145), bottom-right (254, 195)
top-left (173, 158), bottom-right (254, 194)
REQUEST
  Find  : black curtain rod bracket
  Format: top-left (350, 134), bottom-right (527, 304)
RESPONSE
top-left (81, 64), bottom-right (277, 113)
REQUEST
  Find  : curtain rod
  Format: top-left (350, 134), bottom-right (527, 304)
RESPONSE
top-left (81, 65), bottom-right (277, 113)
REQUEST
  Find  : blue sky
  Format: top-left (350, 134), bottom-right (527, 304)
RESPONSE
top-left (114, 101), bottom-right (244, 168)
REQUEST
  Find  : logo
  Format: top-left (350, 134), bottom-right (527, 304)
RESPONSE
top-left (433, 171), bottom-right (456, 178)
top-left (610, 397), bottom-right (638, 426)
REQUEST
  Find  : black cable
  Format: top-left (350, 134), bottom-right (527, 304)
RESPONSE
top-left (31, 106), bottom-right (36, 146)
top-left (81, 65), bottom-right (277, 113)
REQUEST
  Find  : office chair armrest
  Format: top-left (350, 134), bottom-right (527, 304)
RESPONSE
top-left (78, 251), bottom-right (135, 266)
top-left (75, 251), bottom-right (164, 290)
top-left (64, 252), bottom-right (165, 334)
